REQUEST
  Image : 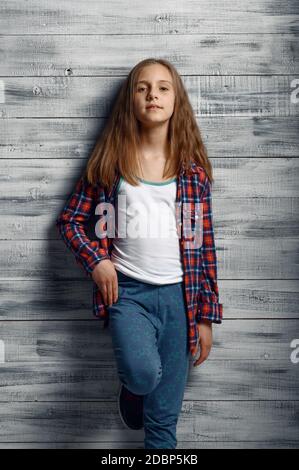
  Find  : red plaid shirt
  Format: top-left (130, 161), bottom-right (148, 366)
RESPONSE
top-left (56, 162), bottom-right (223, 357)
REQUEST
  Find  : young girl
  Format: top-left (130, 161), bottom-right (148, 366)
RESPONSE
top-left (56, 58), bottom-right (223, 449)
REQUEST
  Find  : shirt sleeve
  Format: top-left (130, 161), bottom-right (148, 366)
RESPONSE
top-left (196, 174), bottom-right (223, 324)
top-left (55, 174), bottom-right (110, 277)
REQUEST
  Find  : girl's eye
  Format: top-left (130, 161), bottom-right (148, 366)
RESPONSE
top-left (137, 87), bottom-right (168, 92)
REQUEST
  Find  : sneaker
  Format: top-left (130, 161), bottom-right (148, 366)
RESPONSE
top-left (118, 383), bottom-right (144, 430)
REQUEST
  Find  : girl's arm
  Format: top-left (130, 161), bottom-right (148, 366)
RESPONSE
top-left (55, 174), bottom-right (110, 278)
top-left (197, 175), bottom-right (223, 324)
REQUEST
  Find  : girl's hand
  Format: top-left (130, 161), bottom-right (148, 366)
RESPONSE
top-left (91, 259), bottom-right (119, 307)
top-left (193, 319), bottom-right (213, 367)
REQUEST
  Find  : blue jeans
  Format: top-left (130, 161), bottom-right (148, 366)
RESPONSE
top-left (107, 269), bottom-right (190, 449)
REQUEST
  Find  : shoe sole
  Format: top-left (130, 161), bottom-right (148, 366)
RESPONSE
top-left (117, 382), bottom-right (143, 430)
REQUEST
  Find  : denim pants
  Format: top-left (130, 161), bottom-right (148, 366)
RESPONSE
top-left (107, 269), bottom-right (190, 449)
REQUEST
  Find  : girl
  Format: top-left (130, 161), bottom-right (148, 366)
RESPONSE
top-left (56, 58), bottom-right (223, 449)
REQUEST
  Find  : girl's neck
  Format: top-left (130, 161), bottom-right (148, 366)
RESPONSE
top-left (137, 153), bottom-right (172, 183)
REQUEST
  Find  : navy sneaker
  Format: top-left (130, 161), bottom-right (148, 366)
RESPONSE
top-left (118, 383), bottom-right (144, 430)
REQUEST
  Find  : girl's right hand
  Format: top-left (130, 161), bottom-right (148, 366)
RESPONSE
top-left (91, 259), bottom-right (119, 307)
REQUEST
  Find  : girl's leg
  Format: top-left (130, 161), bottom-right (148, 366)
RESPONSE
top-left (107, 271), bottom-right (163, 396)
top-left (142, 281), bottom-right (190, 449)
top-left (107, 270), bottom-right (190, 449)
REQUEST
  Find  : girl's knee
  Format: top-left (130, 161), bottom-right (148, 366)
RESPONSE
top-left (125, 362), bottom-right (162, 395)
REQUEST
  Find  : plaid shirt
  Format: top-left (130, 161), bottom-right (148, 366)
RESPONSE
top-left (55, 162), bottom-right (223, 357)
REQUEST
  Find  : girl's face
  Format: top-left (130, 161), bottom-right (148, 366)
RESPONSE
top-left (133, 64), bottom-right (175, 128)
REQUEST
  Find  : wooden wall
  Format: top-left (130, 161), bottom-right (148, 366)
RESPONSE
top-left (0, 0), bottom-right (298, 448)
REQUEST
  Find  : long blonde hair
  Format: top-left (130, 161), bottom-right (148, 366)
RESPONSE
top-left (85, 57), bottom-right (213, 191)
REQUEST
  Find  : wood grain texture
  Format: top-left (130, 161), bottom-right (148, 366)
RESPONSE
top-left (1, 76), bottom-right (298, 118)
top-left (0, 401), bottom-right (297, 444)
top-left (1, 119), bottom-right (298, 158)
top-left (0, 0), bottom-right (298, 449)
top-left (0, 0), bottom-right (298, 34)
top-left (0, 319), bottom-right (297, 362)
top-left (0, 158), bottom-right (298, 240)
top-left (0, 359), bottom-right (298, 402)
top-left (1, 280), bottom-right (299, 321)
top-left (0, 441), bottom-right (297, 449)
top-left (0, 34), bottom-right (298, 77)
top-left (0, 238), bottom-right (298, 279)
top-left (0, 319), bottom-right (298, 402)
top-left (1, 196), bottom-right (298, 240)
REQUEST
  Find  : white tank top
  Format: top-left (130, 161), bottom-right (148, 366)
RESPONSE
top-left (110, 175), bottom-right (184, 284)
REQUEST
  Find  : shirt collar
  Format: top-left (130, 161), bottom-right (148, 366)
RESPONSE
top-left (107, 161), bottom-right (199, 201)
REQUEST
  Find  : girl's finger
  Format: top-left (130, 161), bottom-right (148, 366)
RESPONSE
top-left (108, 282), bottom-right (114, 306)
top-left (113, 281), bottom-right (118, 303)
top-left (101, 283), bottom-right (108, 305)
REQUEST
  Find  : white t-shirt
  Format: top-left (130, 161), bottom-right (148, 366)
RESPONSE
top-left (110, 175), bottom-right (183, 284)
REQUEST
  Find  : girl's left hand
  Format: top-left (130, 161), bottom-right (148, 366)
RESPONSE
top-left (193, 319), bottom-right (213, 367)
